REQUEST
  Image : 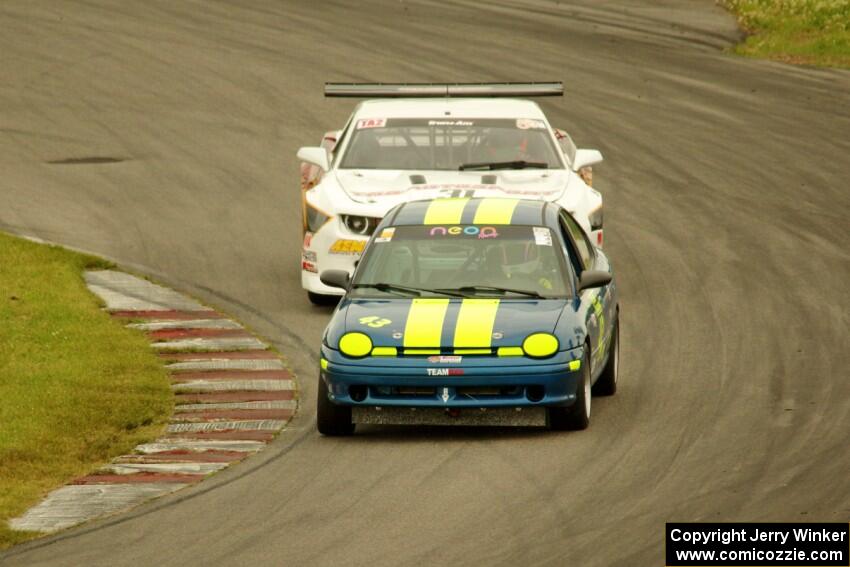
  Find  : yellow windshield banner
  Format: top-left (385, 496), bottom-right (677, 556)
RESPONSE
top-left (403, 298), bottom-right (450, 347)
top-left (472, 199), bottom-right (520, 225)
top-left (423, 198), bottom-right (470, 225)
top-left (453, 299), bottom-right (500, 348)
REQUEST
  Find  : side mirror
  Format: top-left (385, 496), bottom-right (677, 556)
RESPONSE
top-left (320, 269), bottom-right (350, 290)
top-left (297, 147), bottom-right (330, 173)
top-left (572, 148), bottom-right (603, 172)
top-left (578, 270), bottom-right (612, 292)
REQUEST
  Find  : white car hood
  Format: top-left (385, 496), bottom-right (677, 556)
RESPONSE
top-left (333, 169), bottom-right (578, 211)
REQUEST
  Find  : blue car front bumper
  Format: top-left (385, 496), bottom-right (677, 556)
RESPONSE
top-left (320, 346), bottom-right (585, 409)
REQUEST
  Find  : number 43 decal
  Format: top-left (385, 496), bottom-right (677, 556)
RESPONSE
top-left (359, 316), bottom-right (392, 328)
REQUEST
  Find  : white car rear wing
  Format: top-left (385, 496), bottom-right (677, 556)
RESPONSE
top-left (324, 82), bottom-right (563, 98)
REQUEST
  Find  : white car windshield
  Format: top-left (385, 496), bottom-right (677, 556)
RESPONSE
top-left (339, 118), bottom-right (564, 171)
top-left (351, 225), bottom-right (571, 298)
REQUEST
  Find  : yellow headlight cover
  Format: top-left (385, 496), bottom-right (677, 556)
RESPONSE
top-left (339, 332), bottom-right (373, 358)
top-left (522, 333), bottom-right (559, 358)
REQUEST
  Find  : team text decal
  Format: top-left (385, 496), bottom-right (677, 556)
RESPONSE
top-left (427, 368), bottom-right (464, 376)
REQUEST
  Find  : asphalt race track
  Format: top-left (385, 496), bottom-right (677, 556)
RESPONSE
top-left (1, 1), bottom-right (849, 565)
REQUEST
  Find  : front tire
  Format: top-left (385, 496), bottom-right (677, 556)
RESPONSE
top-left (308, 291), bottom-right (339, 306)
top-left (592, 316), bottom-right (619, 397)
top-left (549, 349), bottom-right (591, 431)
top-left (316, 375), bottom-right (355, 436)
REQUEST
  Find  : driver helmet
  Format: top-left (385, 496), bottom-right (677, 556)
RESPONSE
top-left (484, 241), bottom-right (541, 280)
top-left (482, 128), bottom-right (527, 162)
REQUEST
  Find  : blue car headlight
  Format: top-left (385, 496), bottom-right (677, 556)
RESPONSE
top-left (338, 332), bottom-right (372, 358)
top-left (522, 333), bottom-right (559, 358)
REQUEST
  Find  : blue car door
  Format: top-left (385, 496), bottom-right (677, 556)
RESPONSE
top-left (557, 210), bottom-right (605, 375)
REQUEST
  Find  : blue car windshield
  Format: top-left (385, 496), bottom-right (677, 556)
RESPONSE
top-left (352, 225), bottom-right (571, 298)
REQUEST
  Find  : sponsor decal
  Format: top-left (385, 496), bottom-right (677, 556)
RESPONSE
top-left (533, 226), bottom-right (553, 246)
top-left (441, 387), bottom-right (450, 403)
top-left (356, 118), bottom-right (386, 129)
top-left (392, 331), bottom-right (403, 339)
top-left (428, 355), bottom-right (463, 364)
top-left (428, 368), bottom-right (464, 376)
top-left (328, 239), bottom-right (366, 255)
top-left (492, 332), bottom-right (503, 340)
top-left (428, 120), bottom-right (473, 127)
top-left (416, 184), bottom-right (507, 194)
top-left (359, 315), bottom-right (392, 328)
top-left (347, 184), bottom-right (561, 198)
top-left (303, 231), bottom-right (313, 248)
top-left (429, 225), bottom-right (498, 239)
top-left (423, 184), bottom-right (494, 191)
top-left (302, 250), bottom-right (317, 263)
top-left (375, 227), bottom-right (395, 243)
top-left (301, 260), bottom-right (317, 273)
top-left (516, 118), bottom-right (546, 130)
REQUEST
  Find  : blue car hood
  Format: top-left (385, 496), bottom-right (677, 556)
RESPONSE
top-left (327, 297), bottom-right (571, 350)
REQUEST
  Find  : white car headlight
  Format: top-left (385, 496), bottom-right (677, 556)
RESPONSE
top-left (342, 215), bottom-right (380, 236)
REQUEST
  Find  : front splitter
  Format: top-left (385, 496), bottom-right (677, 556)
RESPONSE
top-left (352, 406), bottom-right (547, 427)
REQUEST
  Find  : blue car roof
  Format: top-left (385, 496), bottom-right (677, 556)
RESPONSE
top-left (388, 198), bottom-right (552, 227)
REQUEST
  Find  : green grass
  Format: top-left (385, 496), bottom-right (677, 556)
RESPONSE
top-left (0, 233), bottom-right (172, 549)
top-left (722, 0), bottom-right (850, 67)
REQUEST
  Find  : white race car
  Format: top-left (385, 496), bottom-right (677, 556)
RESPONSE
top-left (297, 82), bottom-right (604, 304)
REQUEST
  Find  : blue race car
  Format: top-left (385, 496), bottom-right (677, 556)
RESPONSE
top-left (316, 197), bottom-right (619, 435)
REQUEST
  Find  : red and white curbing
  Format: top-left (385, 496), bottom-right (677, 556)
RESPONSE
top-left (9, 270), bottom-right (297, 534)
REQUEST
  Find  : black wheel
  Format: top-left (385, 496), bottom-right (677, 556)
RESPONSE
top-left (549, 349), bottom-right (591, 431)
top-left (308, 291), bottom-right (340, 306)
top-left (316, 375), bottom-right (355, 436)
top-left (592, 315), bottom-right (619, 397)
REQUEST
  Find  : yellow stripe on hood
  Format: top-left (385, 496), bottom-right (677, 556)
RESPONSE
top-left (423, 198), bottom-right (470, 225)
top-left (403, 298), bottom-right (450, 348)
top-left (453, 299), bottom-right (500, 348)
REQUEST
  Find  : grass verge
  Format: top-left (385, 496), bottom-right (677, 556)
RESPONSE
top-left (0, 232), bottom-right (172, 549)
top-left (721, 0), bottom-right (850, 67)
top-left (720, 0), bottom-right (850, 68)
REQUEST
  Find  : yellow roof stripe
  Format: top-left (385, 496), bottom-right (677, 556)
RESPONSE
top-left (403, 298), bottom-right (450, 348)
top-left (472, 198), bottom-right (520, 225)
top-left (453, 299), bottom-right (500, 348)
top-left (423, 198), bottom-right (470, 225)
